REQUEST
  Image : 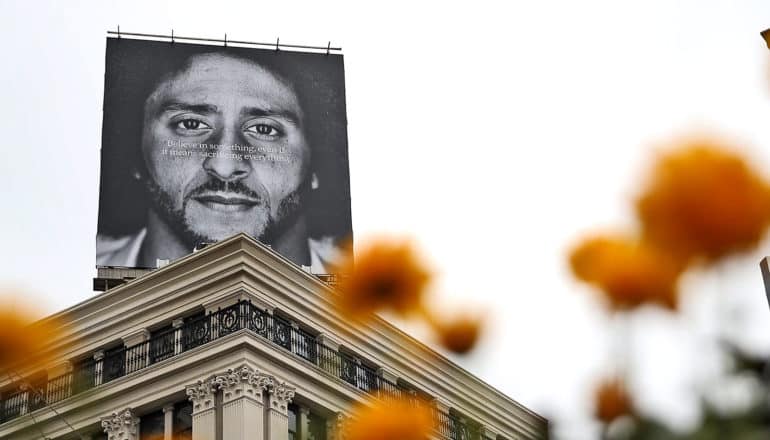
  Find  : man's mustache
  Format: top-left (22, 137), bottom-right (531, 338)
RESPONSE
top-left (187, 179), bottom-right (265, 205)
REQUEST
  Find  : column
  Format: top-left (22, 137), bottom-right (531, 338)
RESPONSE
top-left (101, 408), bottom-right (140, 440)
top-left (267, 381), bottom-right (295, 440)
top-left (93, 350), bottom-right (105, 387)
top-left (297, 406), bottom-right (310, 440)
top-left (122, 329), bottom-right (150, 374)
top-left (214, 365), bottom-right (271, 440)
top-left (172, 318), bottom-right (185, 355)
top-left (163, 404), bottom-right (175, 440)
top-left (186, 378), bottom-right (217, 440)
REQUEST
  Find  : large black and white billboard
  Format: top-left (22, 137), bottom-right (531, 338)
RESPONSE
top-left (97, 38), bottom-right (351, 273)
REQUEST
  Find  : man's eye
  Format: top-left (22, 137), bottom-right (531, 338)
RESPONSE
top-left (245, 123), bottom-right (282, 138)
top-left (176, 119), bottom-right (211, 131)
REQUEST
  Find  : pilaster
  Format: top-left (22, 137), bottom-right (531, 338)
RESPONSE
top-left (101, 408), bottom-right (139, 440)
top-left (267, 380), bottom-right (295, 440)
top-left (186, 378), bottom-right (217, 440)
top-left (214, 365), bottom-right (271, 440)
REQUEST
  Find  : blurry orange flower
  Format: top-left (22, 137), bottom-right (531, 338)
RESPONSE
top-left (431, 313), bottom-right (483, 355)
top-left (636, 141), bottom-right (770, 263)
top-left (346, 398), bottom-right (435, 440)
top-left (594, 377), bottom-right (634, 424)
top-left (569, 235), bottom-right (682, 310)
top-left (334, 238), bottom-right (432, 320)
top-left (0, 300), bottom-right (61, 371)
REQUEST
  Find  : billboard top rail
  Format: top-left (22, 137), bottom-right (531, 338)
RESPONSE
top-left (107, 29), bottom-right (342, 55)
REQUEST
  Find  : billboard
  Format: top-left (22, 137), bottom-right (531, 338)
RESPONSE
top-left (97, 38), bottom-right (351, 273)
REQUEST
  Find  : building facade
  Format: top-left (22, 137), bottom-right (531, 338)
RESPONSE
top-left (0, 234), bottom-right (548, 440)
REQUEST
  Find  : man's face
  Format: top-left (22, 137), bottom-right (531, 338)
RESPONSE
top-left (142, 53), bottom-right (310, 245)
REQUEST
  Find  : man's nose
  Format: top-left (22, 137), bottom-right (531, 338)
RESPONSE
top-left (202, 129), bottom-right (251, 182)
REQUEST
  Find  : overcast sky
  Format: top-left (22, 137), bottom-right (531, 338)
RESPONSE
top-left (2, 1), bottom-right (770, 438)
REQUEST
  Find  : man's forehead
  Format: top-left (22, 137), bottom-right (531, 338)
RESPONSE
top-left (150, 54), bottom-right (300, 110)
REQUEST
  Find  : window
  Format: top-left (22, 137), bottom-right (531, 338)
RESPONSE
top-left (288, 404), bottom-right (298, 440)
top-left (139, 409), bottom-right (164, 440)
top-left (308, 411), bottom-right (327, 440)
top-left (174, 401), bottom-right (193, 440)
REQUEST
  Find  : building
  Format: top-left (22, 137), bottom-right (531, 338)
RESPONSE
top-left (0, 234), bottom-right (548, 440)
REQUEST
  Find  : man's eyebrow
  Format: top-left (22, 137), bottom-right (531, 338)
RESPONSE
top-left (242, 107), bottom-right (301, 124)
top-left (159, 102), bottom-right (220, 114)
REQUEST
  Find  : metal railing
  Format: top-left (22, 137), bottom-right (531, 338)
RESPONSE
top-left (0, 300), bottom-right (479, 438)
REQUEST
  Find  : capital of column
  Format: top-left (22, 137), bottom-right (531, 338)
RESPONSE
top-left (185, 378), bottom-right (217, 414)
top-left (101, 408), bottom-right (139, 440)
top-left (268, 381), bottom-right (296, 415)
top-left (213, 364), bottom-right (272, 404)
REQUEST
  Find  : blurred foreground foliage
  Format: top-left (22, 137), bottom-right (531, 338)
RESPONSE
top-left (607, 343), bottom-right (770, 440)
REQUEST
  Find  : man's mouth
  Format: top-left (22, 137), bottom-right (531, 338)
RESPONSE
top-left (192, 191), bottom-right (261, 213)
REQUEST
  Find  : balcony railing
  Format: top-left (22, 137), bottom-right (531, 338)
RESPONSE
top-left (0, 300), bottom-right (479, 438)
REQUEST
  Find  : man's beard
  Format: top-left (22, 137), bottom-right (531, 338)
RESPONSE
top-left (145, 177), bottom-right (304, 250)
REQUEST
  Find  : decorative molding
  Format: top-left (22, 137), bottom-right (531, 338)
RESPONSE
top-left (101, 408), bottom-right (139, 440)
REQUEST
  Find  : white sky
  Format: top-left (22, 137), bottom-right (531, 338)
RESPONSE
top-left (1, 1), bottom-right (770, 438)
